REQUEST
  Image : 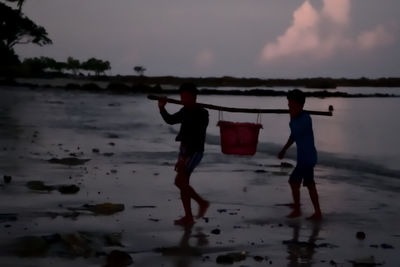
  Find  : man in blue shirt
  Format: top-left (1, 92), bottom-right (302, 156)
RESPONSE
top-left (278, 89), bottom-right (322, 220)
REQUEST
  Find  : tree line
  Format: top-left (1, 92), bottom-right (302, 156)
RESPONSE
top-left (0, 1), bottom-right (113, 78)
top-left (22, 56), bottom-right (111, 76)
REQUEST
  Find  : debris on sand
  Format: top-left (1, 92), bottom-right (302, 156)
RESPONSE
top-left (216, 251), bottom-right (247, 264)
top-left (349, 256), bottom-right (383, 266)
top-left (82, 203), bottom-right (125, 215)
top-left (26, 181), bottom-right (55, 191)
top-left (380, 243), bottom-right (394, 249)
top-left (3, 175), bottom-right (12, 184)
top-left (105, 250), bottom-right (133, 267)
top-left (211, 229), bottom-right (221, 235)
top-left (0, 213), bottom-right (18, 223)
top-left (104, 233), bottom-right (123, 247)
top-left (14, 236), bottom-right (51, 257)
top-left (253, 255), bottom-right (266, 262)
top-left (12, 232), bottom-right (127, 260)
top-left (58, 184), bottom-right (80, 194)
top-left (61, 232), bottom-right (94, 257)
top-left (48, 157), bottom-right (90, 166)
top-left (107, 133), bottom-right (120, 139)
top-left (133, 205), bottom-right (156, 209)
top-left (356, 231), bottom-right (366, 240)
top-left (26, 181), bottom-right (80, 194)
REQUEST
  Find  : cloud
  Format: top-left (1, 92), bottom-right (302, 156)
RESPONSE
top-left (357, 25), bottom-right (395, 51)
top-left (322, 0), bottom-right (350, 25)
top-left (260, 0), bottom-right (395, 63)
top-left (261, 1), bottom-right (320, 61)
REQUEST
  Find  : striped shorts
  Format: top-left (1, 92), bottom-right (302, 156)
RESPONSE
top-left (175, 146), bottom-right (203, 174)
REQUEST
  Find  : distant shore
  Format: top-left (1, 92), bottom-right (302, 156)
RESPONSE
top-left (1, 75), bottom-right (400, 98)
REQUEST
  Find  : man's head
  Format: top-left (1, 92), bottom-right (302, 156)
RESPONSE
top-left (179, 83), bottom-right (198, 107)
top-left (287, 89), bottom-right (305, 118)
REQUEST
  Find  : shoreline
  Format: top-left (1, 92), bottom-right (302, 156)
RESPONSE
top-left (1, 77), bottom-right (400, 98)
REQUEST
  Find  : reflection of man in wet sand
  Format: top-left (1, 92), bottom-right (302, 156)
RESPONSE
top-left (158, 225), bottom-right (208, 267)
top-left (158, 83), bottom-right (210, 226)
top-left (278, 89), bottom-right (322, 220)
top-left (284, 221), bottom-right (321, 267)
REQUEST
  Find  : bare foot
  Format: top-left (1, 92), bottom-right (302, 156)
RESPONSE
top-left (174, 216), bottom-right (194, 226)
top-left (306, 213), bottom-right (322, 221)
top-left (286, 210), bottom-right (301, 218)
top-left (197, 200), bottom-right (210, 219)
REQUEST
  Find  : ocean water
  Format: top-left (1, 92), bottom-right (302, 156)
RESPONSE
top-left (171, 93), bottom-right (400, 176)
top-left (1, 86), bottom-right (399, 179)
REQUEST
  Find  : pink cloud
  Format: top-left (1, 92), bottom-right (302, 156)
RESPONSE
top-left (357, 25), bottom-right (395, 51)
top-left (261, 1), bottom-right (319, 61)
top-left (260, 0), bottom-right (395, 63)
top-left (322, 0), bottom-right (350, 25)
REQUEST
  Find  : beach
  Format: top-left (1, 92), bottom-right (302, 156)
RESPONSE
top-left (0, 85), bottom-right (399, 267)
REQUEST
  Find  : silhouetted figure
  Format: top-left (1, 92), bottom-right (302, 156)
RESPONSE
top-left (278, 89), bottom-right (322, 220)
top-left (158, 83), bottom-right (210, 226)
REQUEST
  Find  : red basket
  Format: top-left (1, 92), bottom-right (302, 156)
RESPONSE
top-left (217, 120), bottom-right (263, 155)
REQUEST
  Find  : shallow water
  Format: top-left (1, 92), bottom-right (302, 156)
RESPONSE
top-left (2, 86), bottom-right (399, 176)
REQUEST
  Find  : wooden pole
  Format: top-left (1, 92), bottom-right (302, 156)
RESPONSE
top-left (147, 94), bottom-right (333, 116)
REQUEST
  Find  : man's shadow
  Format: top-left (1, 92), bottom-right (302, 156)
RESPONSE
top-left (156, 225), bottom-right (208, 267)
top-left (283, 220), bottom-right (321, 267)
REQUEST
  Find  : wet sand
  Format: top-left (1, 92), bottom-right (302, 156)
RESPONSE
top-left (0, 85), bottom-right (399, 266)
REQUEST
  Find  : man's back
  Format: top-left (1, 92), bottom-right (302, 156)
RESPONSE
top-left (289, 111), bottom-right (317, 165)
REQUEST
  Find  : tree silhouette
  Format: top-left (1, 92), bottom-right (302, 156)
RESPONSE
top-left (66, 57), bottom-right (81, 75)
top-left (22, 57), bottom-right (46, 75)
top-left (134, 66), bottom-right (146, 76)
top-left (82, 58), bottom-right (111, 76)
top-left (22, 57), bottom-right (67, 74)
top-left (4, 0), bottom-right (25, 11)
top-left (1, 1), bottom-right (52, 74)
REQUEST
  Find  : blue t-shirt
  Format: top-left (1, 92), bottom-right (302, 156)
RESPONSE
top-left (289, 112), bottom-right (317, 166)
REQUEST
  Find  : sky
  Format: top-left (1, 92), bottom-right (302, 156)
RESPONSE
top-left (14, 0), bottom-right (400, 78)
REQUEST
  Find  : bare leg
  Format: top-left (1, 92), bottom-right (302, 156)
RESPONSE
top-left (175, 169), bottom-right (209, 221)
top-left (287, 182), bottom-right (301, 218)
top-left (185, 185), bottom-right (209, 218)
top-left (306, 184), bottom-right (322, 220)
top-left (174, 172), bottom-right (194, 225)
top-left (180, 190), bottom-right (192, 218)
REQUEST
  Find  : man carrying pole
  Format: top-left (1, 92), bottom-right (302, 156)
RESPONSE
top-left (157, 83), bottom-right (210, 226)
top-left (278, 89), bottom-right (322, 220)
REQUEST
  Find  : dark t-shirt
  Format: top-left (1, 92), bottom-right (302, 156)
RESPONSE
top-left (160, 106), bottom-right (209, 153)
top-left (289, 111), bottom-right (317, 166)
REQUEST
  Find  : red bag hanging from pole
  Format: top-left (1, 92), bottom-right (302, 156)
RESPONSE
top-left (217, 120), bottom-right (263, 155)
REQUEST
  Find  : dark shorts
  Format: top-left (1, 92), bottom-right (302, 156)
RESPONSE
top-left (289, 164), bottom-right (315, 186)
top-left (175, 146), bottom-right (203, 174)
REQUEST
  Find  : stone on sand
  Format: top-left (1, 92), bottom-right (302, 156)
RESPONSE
top-left (48, 157), bottom-right (90, 166)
